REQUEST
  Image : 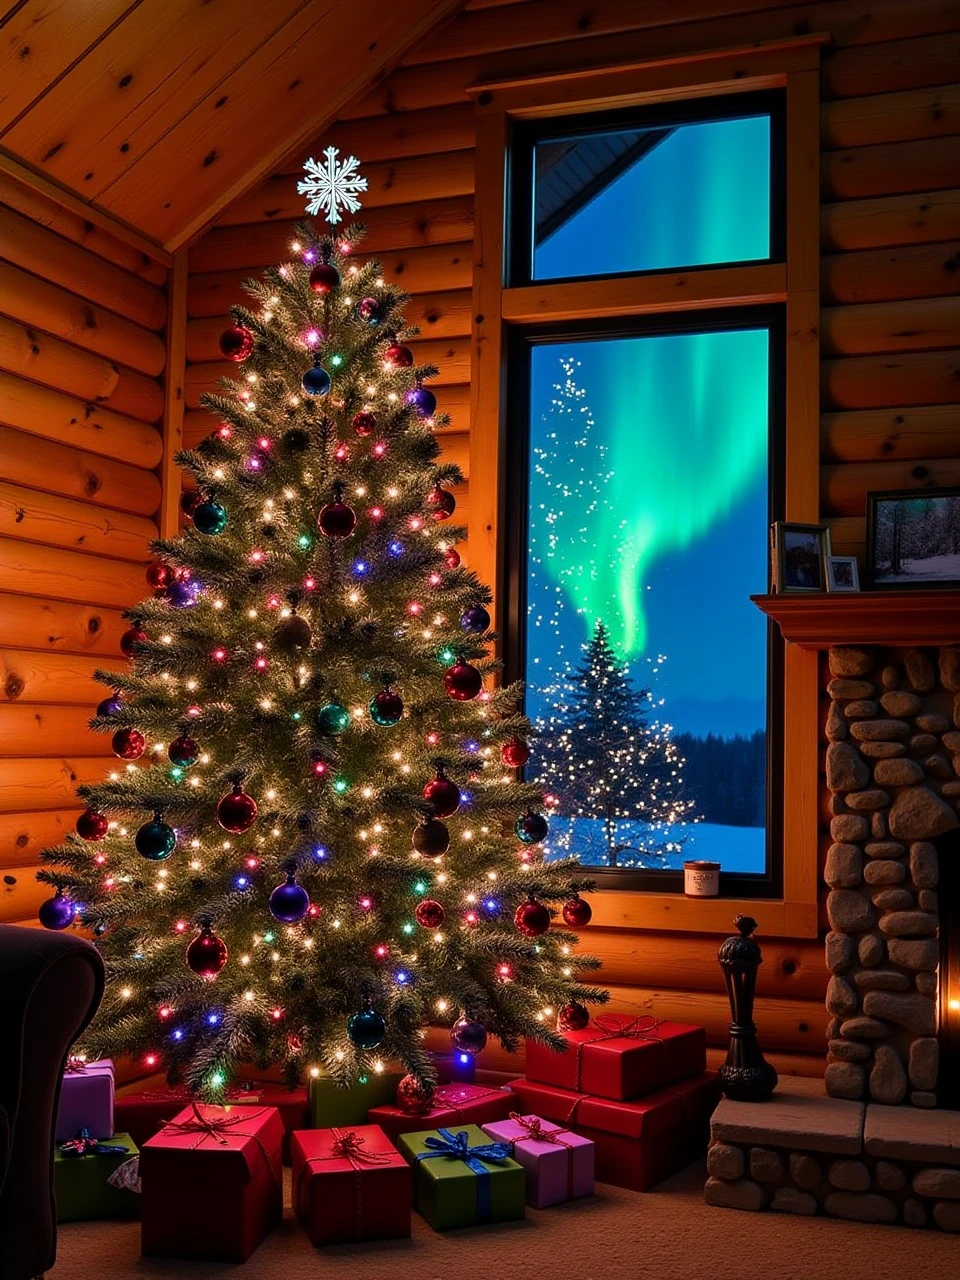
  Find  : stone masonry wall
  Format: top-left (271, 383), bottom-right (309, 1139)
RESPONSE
top-left (823, 645), bottom-right (960, 1106)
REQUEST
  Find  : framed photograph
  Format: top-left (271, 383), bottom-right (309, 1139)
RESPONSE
top-left (866, 488), bottom-right (960, 589)
top-left (772, 522), bottom-right (831, 593)
top-left (826, 555), bottom-right (860, 593)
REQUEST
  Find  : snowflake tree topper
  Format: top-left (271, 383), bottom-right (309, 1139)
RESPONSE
top-left (297, 147), bottom-right (368, 225)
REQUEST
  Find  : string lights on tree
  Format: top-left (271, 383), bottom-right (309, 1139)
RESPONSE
top-left (36, 150), bottom-right (605, 1098)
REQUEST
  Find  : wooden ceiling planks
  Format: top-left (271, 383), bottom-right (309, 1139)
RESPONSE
top-left (0, 0), bottom-right (464, 250)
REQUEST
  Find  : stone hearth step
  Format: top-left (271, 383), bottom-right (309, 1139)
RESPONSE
top-left (705, 1079), bottom-right (960, 1231)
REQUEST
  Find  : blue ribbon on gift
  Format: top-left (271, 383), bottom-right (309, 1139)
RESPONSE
top-left (59, 1128), bottom-right (129, 1158)
top-left (415, 1127), bottom-right (513, 1222)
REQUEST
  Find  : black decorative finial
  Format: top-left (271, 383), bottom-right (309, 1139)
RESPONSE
top-left (718, 916), bottom-right (778, 1101)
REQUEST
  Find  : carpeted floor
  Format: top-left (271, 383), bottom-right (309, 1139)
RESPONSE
top-left (48, 1160), bottom-right (960, 1280)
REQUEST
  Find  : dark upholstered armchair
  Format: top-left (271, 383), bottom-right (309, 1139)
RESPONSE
top-left (0, 925), bottom-right (104, 1280)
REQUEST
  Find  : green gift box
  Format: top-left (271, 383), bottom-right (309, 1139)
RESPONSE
top-left (308, 1070), bottom-right (401, 1127)
top-left (398, 1124), bottom-right (525, 1231)
top-left (54, 1132), bottom-right (140, 1222)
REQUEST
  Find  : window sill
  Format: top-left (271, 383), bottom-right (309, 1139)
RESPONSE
top-left (588, 889), bottom-right (818, 938)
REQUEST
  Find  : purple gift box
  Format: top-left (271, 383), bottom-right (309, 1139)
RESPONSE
top-left (56, 1058), bottom-right (115, 1142)
top-left (482, 1113), bottom-right (594, 1207)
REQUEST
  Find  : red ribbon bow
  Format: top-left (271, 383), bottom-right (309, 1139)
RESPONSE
top-left (64, 1056), bottom-right (87, 1073)
top-left (507, 1112), bottom-right (578, 1199)
top-left (300, 1128), bottom-right (391, 1239)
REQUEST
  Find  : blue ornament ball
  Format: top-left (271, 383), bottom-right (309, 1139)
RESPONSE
top-left (347, 1006), bottom-right (386, 1049)
top-left (193, 500), bottom-right (228, 535)
top-left (302, 364), bottom-right (331, 397)
top-left (135, 816), bottom-right (177, 861)
top-left (96, 694), bottom-right (123, 718)
top-left (460, 604), bottom-right (490, 633)
top-left (405, 386), bottom-right (437, 418)
top-left (165, 579), bottom-right (198, 608)
top-left (269, 875), bottom-right (310, 924)
top-left (39, 891), bottom-right (75, 930)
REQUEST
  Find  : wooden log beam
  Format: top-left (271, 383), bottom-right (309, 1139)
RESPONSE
top-left (0, 481), bottom-right (157, 562)
top-left (823, 31), bottom-right (960, 100)
top-left (0, 809), bottom-right (82, 871)
top-left (0, 705), bottom-right (109, 758)
top-left (194, 198), bottom-right (475, 272)
top-left (821, 137), bottom-right (960, 202)
top-left (0, 205), bottom-right (167, 331)
top-left (0, 172), bottom-right (168, 286)
top-left (822, 241), bottom-right (960, 305)
top-left (822, 350), bottom-right (960, 410)
top-left (821, 189), bottom-right (960, 252)
top-left (0, 539), bottom-right (148, 610)
top-left (0, 592), bottom-right (126, 656)
top-left (0, 863), bottom-right (60, 925)
top-left (323, 103), bottom-right (477, 165)
top-left (0, 424), bottom-right (161, 517)
top-left (822, 404), bottom-right (960, 464)
top-left (0, 314), bottom-right (165, 425)
top-left (821, 456), bottom-right (960, 516)
top-left (0, 650), bottom-right (109, 707)
top-left (0, 262), bottom-right (166, 377)
top-left (821, 83), bottom-right (960, 150)
top-left (187, 243), bottom-right (474, 317)
top-left (821, 296), bottom-right (960, 356)
top-left (0, 371), bottom-right (163, 469)
top-left (436, 430), bottom-right (469, 477)
top-left (826, 514), bottom-right (866, 560)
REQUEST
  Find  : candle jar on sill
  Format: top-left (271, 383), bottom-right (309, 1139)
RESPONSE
top-left (683, 860), bottom-right (720, 897)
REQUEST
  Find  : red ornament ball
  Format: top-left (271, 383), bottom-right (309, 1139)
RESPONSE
top-left (352, 409), bottom-right (377, 437)
top-left (218, 324), bottom-right (255, 362)
top-left (396, 1073), bottom-right (436, 1116)
top-left (76, 809), bottom-right (109, 841)
top-left (309, 262), bottom-right (341, 294)
top-left (562, 894), bottom-right (593, 928)
top-left (559, 1002), bottom-right (590, 1032)
top-left (415, 898), bottom-right (445, 929)
top-left (443, 546), bottom-right (461, 570)
top-left (180, 489), bottom-right (205, 518)
top-left (168, 735), bottom-right (199, 767)
top-left (145, 560), bottom-right (172, 590)
top-left (427, 485), bottom-right (456, 521)
top-left (317, 497), bottom-right (357, 539)
top-left (112, 727), bottom-right (145, 760)
top-left (385, 342), bottom-right (414, 369)
top-left (216, 784), bottom-right (259, 834)
top-left (501, 738), bottom-right (531, 768)
top-left (422, 769), bottom-right (460, 818)
top-left (185, 926), bottom-right (228, 980)
top-left (444, 657), bottom-right (483, 701)
top-left (514, 896), bottom-right (551, 938)
top-left (120, 626), bottom-right (147, 657)
top-left (412, 817), bottom-right (450, 857)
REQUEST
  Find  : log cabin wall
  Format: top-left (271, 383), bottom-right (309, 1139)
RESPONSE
top-left (185, 0), bottom-right (960, 1079)
top-left (0, 174), bottom-right (168, 928)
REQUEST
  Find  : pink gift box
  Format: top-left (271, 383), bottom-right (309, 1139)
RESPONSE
top-left (56, 1058), bottom-right (115, 1142)
top-left (482, 1113), bottom-right (594, 1207)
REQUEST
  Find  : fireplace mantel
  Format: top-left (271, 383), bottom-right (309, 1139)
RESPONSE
top-left (751, 591), bottom-right (960, 649)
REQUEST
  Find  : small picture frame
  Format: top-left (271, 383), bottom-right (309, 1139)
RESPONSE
top-left (772, 522), bottom-right (831, 593)
top-left (866, 488), bottom-right (960, 589)
top-left (826, 555), bottom-right (860, 593)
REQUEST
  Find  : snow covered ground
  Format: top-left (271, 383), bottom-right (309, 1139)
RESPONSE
top-left (875, 554), bottom-right (960, 583)
top-left (542, 817), bottom-right (766, 874)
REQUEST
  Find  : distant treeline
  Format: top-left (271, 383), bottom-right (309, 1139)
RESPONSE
top-left (673, 731), bottom-right (766, 828)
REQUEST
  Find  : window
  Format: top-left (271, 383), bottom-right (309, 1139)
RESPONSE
top-left (511, 317), bottom-right (780, 884)
top-left (468, 37), bottom-right (823, 926)
top-left (512, 95), bottom-right (783, 285)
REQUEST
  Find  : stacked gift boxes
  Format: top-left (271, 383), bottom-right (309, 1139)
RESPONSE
top-left (509, 1017), bottom-right (720, 1192)
top-left (54, 1058), bottom-right (141, 1222)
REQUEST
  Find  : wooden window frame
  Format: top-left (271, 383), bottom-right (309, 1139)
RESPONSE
top-left (467, 36), bottom-right (828, 938)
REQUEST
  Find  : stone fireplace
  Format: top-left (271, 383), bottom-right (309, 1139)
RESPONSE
top-left (705, 595), bottom-right (960, 1231)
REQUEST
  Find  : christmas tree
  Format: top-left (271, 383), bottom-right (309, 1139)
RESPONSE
top-left (36, 151), bottom-right (605, 1096)
top-left (536, 621), bottom-right (696, 867)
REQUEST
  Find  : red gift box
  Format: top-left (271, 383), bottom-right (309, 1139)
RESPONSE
top-left (525, 1017), bottom-right (706, 1100)
top-left (509, 1071), bottom-right (720, 1191)
top-left (116, 1080), bottom-right (308, 1163)
top-left (292, 1124), bottom-right (412, 1245)
top-left (140, 1103), bottom-right (284, 1262)
top-left (367, 1082), bottom-right (514, 1144)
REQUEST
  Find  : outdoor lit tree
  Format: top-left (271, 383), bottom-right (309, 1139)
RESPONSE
top-left (37, 150), bottom-right (605, 1096)
top-left (536, 622), bottom-right (697, 867)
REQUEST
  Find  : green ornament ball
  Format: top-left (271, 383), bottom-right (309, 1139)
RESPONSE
top-left (347, 1006), bottom-right (386, 1049)
top-left (317, 702), bottom-right (351, 735)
